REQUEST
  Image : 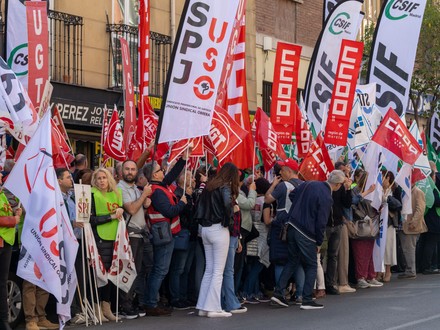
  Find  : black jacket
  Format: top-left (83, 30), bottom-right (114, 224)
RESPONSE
top-left (194, 185), bottom-right (233, 227)
top-left (327, 185), bottom-right (352, 227)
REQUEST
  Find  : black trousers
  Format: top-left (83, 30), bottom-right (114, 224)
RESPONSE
top-left (0, 244), bottom-right (12, 322)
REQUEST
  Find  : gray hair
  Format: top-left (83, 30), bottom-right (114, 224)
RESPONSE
top-left (327, 170), bottom-right (346, 184)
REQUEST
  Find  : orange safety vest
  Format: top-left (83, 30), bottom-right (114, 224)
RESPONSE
top-left (147, 184), bottom-right (181, 235)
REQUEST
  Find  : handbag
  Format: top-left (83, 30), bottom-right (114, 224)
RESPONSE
top-left (173, 228), bottom-right (190, 251)
top-left (150, 221), bottom-right (172, 246)
top-left (352, 215), bottom-right (380, 239)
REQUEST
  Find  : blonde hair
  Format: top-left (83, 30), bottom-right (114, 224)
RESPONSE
top-left (91, 168), bottom-right (120, 198)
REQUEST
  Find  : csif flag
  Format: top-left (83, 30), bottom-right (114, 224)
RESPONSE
top-left (304, 0), bottom-right (363, 134)
top-left (367, 0), bottom-right (427, 117)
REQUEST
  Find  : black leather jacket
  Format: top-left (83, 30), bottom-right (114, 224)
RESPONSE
top-left (194, 185), bottom-right (233, 227)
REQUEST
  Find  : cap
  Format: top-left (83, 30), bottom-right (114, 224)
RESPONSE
top-left (277, 158), bottom-right (299, 172)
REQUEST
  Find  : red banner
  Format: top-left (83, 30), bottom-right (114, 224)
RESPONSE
top-left (294, 103), bottom-right (312, 159)
top-left (372, 108), bottom-right (422, 165)
top-left (168, 137), bottom-right (204, 164)
top-left (324, 39), bottom-right (363, 146)
top-left (119, 37), bottom-right (136, 153)
top-left (138, 0), bottom-right (150, 98)
top-left (254, 108), bottom-right (287, 171)
top-left (299, 133), bottom-right (334, 181)
top-left (26, 1), bottom-right (48, 113)
top-left (223, 14), bottom-right (255, 169)
top-left (104, 110), bottom-right (126, 162)
top-left (52, 105), bottom-right (69, 141)
top-left (270, 42), bottom-right (302, 144)
top-left (209, 105), bottom-right (248, 163)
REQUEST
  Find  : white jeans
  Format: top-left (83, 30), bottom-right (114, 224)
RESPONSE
top-left (196, 224), bottom-right (230, 312)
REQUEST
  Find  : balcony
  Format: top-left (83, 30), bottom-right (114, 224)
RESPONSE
top-left (106, 23), bottom-right (172, 98)
top-left (48, 10), bottom-right (84, 85)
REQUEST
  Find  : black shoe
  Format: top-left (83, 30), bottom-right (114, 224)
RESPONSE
top-left (326, 287), bottom-right (340, 295)
top-left (300, 301), bottom-right (324, 310)
top-left (145, 306), bottom-right (172, 316)
top-left (171, 301), bottom-right (191, 310)
top-left (270, 292), bottom-right (289, 307)
top-left (119, 308), bottom-right (139, 320)
top-left (422, 269), bottom-right (440, 275)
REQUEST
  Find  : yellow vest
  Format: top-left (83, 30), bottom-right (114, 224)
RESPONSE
top-left (92, 187), bottom-right (123, 241)
top-left (0, 192), bottom-right (15, 245)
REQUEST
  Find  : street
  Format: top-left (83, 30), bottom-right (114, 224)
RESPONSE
top-left (50, 273), bottom-right (440, 330)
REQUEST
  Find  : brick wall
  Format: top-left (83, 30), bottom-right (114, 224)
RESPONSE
top-left (256, 0), bottom-right (322, 48)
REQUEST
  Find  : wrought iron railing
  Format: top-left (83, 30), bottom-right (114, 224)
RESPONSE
top-left (106, 24), bottom-right (172, 97)
top-left (48, 10), bottom-right (83, 85)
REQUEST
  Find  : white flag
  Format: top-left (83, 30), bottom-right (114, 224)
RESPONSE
top-left (107, 220), bottom-right (137, 293)
top-left (373, 205), bottom-right (389, 272)
top-left (4, 112), bottom-right (78, 328)
top-left (84, 223), bottom-right (108, 288)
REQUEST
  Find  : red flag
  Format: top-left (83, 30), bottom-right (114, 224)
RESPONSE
top-left (168, 137), bottom-right (205, 164)
top-left (26, 1), bottom-right (48, 113)
top-left (254, 108), bottom-right (286, 171)
top-left (299, 133), bottom-right (334, 181)
top-left (120, 37), bottom-right (136, 153)
top-left (324, 40), bottom-right (364, 146)
top-left (294, 103), bottom-right (312, 159)
top-left (270, 42), bottom-right (302, 144)
top-left (209, 106), bottom-right (248, 164)
top-left (138, 0), bottom-right (150, 98)
top-left (223, 14), bottom-right (255, 169)
top-left (128, 98), bottom-right (146, 161)
top-left (52, 106), bottom-right (69, 141)
top-left (372, 108), bottom-right (422, 165)
top-left (104, 110), bottom-right (126, 162)
top-left (51, 119), bottom-right (74, 168)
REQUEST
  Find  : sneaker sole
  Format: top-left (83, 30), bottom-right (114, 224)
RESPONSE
top-left (119, 315), bottom-right (138, 320)
top-left (270, 297), bottom-right (289, 308)
top-left (300, 305), bottom-right (324, 310)
top-left (230, 308), bottom-right (247, 314)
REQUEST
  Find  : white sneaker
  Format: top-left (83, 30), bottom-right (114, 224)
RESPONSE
top-left (70, 313), bottom-right (86, 325)
top-left (367, 279), bottom-right (384, 287)
top-left (230, 306), bottom-right (247, 314)
top-left (338, 285), bottom-right (356, 293)
top-left (198, 310), bottom-right (207, 317)
top-left (207, 311), bottom-right (232, 318)
top-left (357, 279), bottom-right (370, 289)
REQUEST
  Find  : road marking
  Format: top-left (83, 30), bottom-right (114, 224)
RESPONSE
top-left (385, 314), bottom-right (440, 330)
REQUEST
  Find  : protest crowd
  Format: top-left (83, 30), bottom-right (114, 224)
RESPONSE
top-left (0, 0), bottom-right (437, 329)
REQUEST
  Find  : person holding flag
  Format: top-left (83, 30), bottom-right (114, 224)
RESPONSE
top-left (0, 173), bottom-right (22, 330)
top-left (90, 168), bottom-right (124, 322)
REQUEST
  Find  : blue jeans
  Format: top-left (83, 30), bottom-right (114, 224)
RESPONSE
top-left (275, 226), bottom-right (317, 303)
top-left (242, 256), bottom-right (264, 298)
top-left (169, 247), bottom-right (189, 304)
top-left (222, 236), bottom-right (241, 311)
top-left (295, 264), bottom-right (305, 298)
top-left (144, 239), bottom-right (175, 308)
top-left (274, 264), bottom-right (285, 284)
top-left (180, 240), bottom-right (196, 301)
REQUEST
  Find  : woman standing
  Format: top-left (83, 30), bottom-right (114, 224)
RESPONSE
top-left (90, 169), bottom-right (124, 322)
top-left (195, 163), bottom-right (239, 318)
top-left (0, 173), bottom-right (22, 330)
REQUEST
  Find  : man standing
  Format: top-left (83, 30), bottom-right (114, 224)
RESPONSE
top-left (117, 160), bottom-right (152, 319)
top-left (271, 170), bottom-right (346, 310)
top-left (142, 148), bottom-right (190, 316)
top-left (264, 159), bottom-right (303, 283)
top-left (325, 162), bottom-right (353, 295)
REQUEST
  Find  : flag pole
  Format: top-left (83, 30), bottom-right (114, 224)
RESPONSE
top-left (252, 141), bottom-right (257, 181)
top-left (183, 147), bottom-right (189, 195)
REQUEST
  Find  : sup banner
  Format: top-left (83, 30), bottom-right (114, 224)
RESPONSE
top-left (367, 0), bottom-right (427, 117)
top-left (324, 39), bottom-right (363, 146)
top-left (157, 0), bottom-right (242, 143)
top-left (270, 42), bottom-right (302, 144)
top-left (26, 1), bottom-right (49, 113)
